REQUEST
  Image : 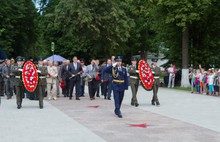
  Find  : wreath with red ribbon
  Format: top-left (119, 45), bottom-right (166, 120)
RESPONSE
top-left (22, 61), bottom-right (39, 92)
top-left (138, 60), bottom-right (154, 91)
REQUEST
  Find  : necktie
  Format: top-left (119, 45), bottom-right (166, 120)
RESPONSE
top-left (8, 66), bottom-right (11, 75)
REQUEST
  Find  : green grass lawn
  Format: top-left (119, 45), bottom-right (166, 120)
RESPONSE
top-left (161, 86), bottom-right (194, 92)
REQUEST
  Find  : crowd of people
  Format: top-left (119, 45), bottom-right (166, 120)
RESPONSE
top-left (189, 65), bottom-right (220, 96)
top-left (57, 56), bottom-right (117, 101)
top-left (0, 55), bottom-right (162, 118)
top-left (2, 54), bottom-right (218, 117)
top-left (0, 56), bottom-right (116, 101)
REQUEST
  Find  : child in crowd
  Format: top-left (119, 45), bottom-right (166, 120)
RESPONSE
top-left (199, 68), bottom-right (204, 94)
top-left (207, 70), bottom-right (215, 96)
top-left (195, 70), bottom-right (200, 94)
top-left (190, 69), bottom-right (196, 93)
top-left (203, 72), bottom-right (208, 95)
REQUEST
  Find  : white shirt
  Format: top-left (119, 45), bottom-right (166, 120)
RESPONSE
top-left (168, 67), bottom-right (175, 76)
top-left (73, 62), bottom-right (77, 69)
top-left (208, 74), bottom-right (214, 85)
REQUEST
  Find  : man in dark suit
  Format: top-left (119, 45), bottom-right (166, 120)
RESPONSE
top-left (68, 56), bottom-right (82, 100)
top-left (61, 60), bottom-right (71, 97)
top-left (101, 59), bottom-right (112, 100)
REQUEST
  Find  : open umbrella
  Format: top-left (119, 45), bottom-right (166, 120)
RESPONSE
top-left (44, 54), bottom-right (67, 62)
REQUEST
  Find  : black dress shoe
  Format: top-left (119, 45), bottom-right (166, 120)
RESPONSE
top-left (151, 100), bottom-right (155, 105)
top-left (107, 98), bottom-right (111, 100)
top-left (104, 96), bottom-right (106, 99)
top-left (156, 101), bottom-right (160, 106)
top-left (96, 95), bottom-right (100, 97)
top-left (131, 102), bottom-right (134, 106)
top-left (17, 105), bottom-right (21, 109)
top-left (118, 114), bottom-right (123, 118)
top-left (76, 98), bottom-right (80, 100)
top-left (135, 103), bottom-right (139, 107)
top-left (40, 106), bottom-right (43, 109)
top-left (69, 97), bottom-right (72, 100)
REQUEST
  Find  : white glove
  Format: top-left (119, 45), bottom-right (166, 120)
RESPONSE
top-left (152, 71), bottom-right (155, 74)
top-left (112, 62), bottom-right (117, 67)
top-left (18, 69), bottom-right (23, 72)
top-left (72, 74), bottom-right (75, 77)
top-left (37, 70), bottom-right (41, 73)
top-left (136, 70), bottom-right (139, 73)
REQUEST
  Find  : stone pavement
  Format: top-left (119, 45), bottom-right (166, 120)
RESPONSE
top-left (1, 86), bottom-right (220, 142)
top-left (0, 97), bottom-right (105, 142)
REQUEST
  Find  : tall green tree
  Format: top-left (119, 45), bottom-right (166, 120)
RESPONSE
top-left (153, 0), bottom-right (211, 87)
top-left (40, 0), bottom-right (134, 60)
top-left (125, 0), bottom-right (156, 59)
top-left (0, 0), bottom-right (38, 58)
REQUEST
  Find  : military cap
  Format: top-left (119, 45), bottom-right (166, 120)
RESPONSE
top-left (37, 57), bottom-right (44, 61)
top-left (131, 56), bottom-right (137, 61)
top-left (151, 58), bottom-right (158, 62)
top-left (115, 56), bottom-right (123, 61)
top-left (16, 56), bottom-right (23, 61)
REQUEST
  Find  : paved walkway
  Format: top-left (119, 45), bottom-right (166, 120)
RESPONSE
top-left (0, 86), bottom-right (220, 142)
top-left (123, 87), bottom-right (220, 133)
top-left (0, 97), bottom-right (105, 142)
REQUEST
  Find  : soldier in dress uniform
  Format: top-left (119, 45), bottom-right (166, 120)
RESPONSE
top-left (12, 56), bottom-right (24, 109)
top-left (105, 56), bottom-right (129, 118)
top-left (128, 56), bottom-right (139, 107)
top-left (151, 58), bottom-right (161, 106)
top-left (37, 57), bottom-right (48, 109)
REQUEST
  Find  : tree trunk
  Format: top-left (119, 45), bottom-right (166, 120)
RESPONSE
top-left (140, 50), bottom-right (146, 60)
top-left (181, 25), bottom-right (190, 87)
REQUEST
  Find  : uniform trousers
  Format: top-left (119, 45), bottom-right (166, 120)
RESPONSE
top-left (113, 89), bottom-right (124, 115)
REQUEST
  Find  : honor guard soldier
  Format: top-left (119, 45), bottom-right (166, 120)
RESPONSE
top-left (105, 56), bottom-right (129, 118)
top-left (151, 58), bottom-right (161, 106)
top-left (37, 57), bottom-right (48, 109)
top-left (12, 56), bottom-right (24, 109)
top-left (128, 56), bottom-right (139, 107)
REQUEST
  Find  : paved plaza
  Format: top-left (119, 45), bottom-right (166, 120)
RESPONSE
top-left (1, 87), bottom-right (220, 142)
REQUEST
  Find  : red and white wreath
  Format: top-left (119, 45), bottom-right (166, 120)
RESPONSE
top-left (22, 61), bottom-right (39, 92)
top-left (138, 60), bottom-right (154, 91)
